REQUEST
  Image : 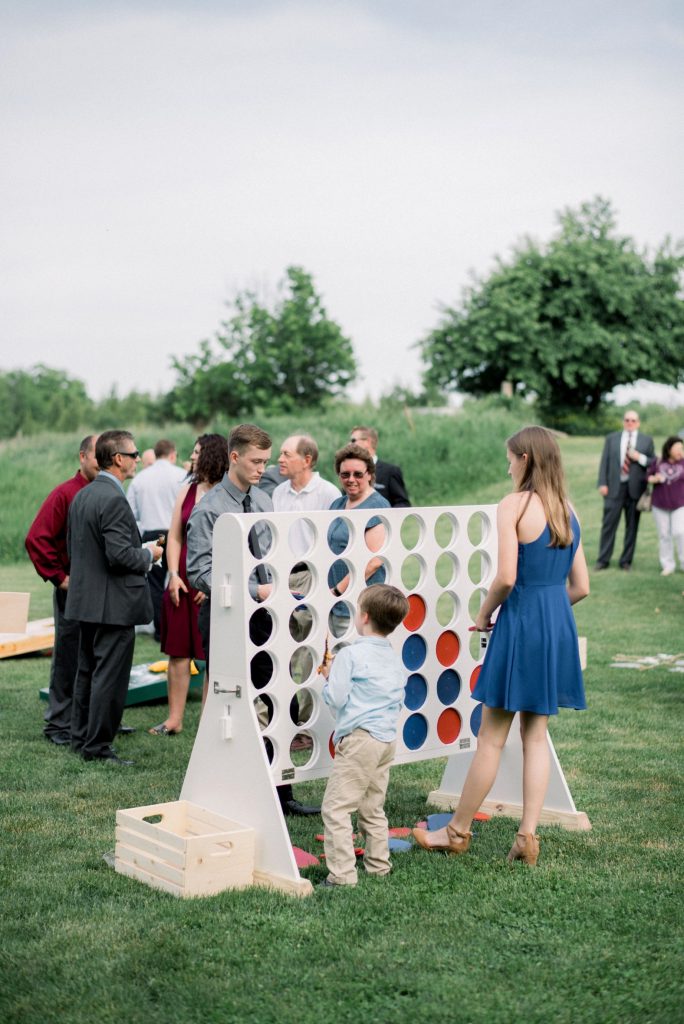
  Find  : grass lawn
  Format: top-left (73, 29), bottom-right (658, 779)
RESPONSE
top-left (1, 436), bottom-right (683, 1024)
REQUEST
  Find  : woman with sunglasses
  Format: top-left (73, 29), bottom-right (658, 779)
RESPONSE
top-left (327, 444), bottom-right (390, 622)
top-left (149, 434), bottom-right (229, 735)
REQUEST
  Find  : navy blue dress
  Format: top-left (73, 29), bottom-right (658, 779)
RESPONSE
top-left (471, 513), bottom-right (586, 715)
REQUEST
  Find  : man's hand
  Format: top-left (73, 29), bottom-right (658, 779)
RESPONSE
top-left (58, 576), bottom-right (69, 591)
top-left (598, 486), bottom-right (608, 497)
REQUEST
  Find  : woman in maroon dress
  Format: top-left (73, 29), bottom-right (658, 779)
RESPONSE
top-left (149, 434), bottom-right (229, 735)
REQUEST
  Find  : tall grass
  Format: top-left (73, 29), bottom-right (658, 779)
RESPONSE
top-left (0, 401), bottom-right (526, 563)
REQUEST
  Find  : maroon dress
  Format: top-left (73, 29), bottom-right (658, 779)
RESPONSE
top-left (160, 483), bottom-right (205, 659)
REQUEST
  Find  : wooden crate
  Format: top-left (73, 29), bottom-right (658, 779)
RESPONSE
top-left (115, 800), bottom-right (255, 897)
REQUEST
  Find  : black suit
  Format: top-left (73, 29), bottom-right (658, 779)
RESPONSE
top-left (373, 459), bottom-right (411, 508)
top-left (596, 429), bottom-right (655, 568)
top-left (66, 473), bottom-right (153, 758)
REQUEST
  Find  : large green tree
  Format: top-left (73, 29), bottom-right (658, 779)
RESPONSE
top-left (165, 266), bottom-right (357, 426)
top-left (421, 198), bottom-right (684, 420)
top-left (0, 364), bottom-right (94, 439)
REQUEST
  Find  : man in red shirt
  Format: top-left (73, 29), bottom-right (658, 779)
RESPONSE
top-left (25, 435), bottom-right (99, 745)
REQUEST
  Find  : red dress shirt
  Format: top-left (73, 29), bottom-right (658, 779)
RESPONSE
top-left (25, 472), bottom-right (89, 587)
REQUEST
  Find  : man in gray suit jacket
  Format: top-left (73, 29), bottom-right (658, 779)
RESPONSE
top-left (596, 410), bottom-right (654, 571)
top-left (66, 430), bottom-right (163, 764)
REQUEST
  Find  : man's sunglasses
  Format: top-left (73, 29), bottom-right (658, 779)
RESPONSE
top-left (115, 450), bottom-right (140, 459)
top-left (339, 470), bottom-right (367, 479)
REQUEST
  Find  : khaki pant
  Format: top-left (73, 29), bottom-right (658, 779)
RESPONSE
top-left (322, 729), bottom-right (395, 885)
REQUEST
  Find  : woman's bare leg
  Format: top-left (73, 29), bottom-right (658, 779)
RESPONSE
top-left (518, 712), bottom-right (550, 834)
top-left (164, 657), bottom-right (191, 732)
top-left (416, 707), bottom-right (514, 847)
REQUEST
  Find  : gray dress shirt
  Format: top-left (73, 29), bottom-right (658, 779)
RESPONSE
top-left (186, 473), bottom-right (273, 596)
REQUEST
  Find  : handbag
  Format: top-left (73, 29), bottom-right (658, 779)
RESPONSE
top-left (636, 487), bottom-right (652, 513)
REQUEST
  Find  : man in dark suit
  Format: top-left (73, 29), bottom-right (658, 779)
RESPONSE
top-left (349, 425), bottom-right (411, 507)
top-left (66, 430), bottom-right (163, 765)
top-left (596, 410), bottom-right (655, 571)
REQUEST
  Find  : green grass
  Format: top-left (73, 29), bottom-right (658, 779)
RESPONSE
top-left (1, 435), bottom-right (683, 1024)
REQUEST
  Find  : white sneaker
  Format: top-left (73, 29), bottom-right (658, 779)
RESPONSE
top-left (660, 568), bottom-right (675, 576)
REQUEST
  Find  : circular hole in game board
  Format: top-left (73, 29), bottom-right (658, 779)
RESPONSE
top-left (435, 511), bottom-right (459, 548)
top-left (402, 634), bottom-right (427, 671)
top-left (400, 513), bottom-right (425, 550)
top-left (249, 607), bottom-right (275, 646)
top-left (400, 553), bottom-right (426, 590)
top-left (250, 650), bottom-right (274, 689)
top-left (248, 564), bottom-right (276, 602)
top-left (436, 630), bottom-right (460, 667)
top-left (331, 641), bottom-right (351, 656)
top-left (363, 514), bottom-right (390, 553)
top-left (290, 733), bottom-right (315, 768)
top-left (437, 668), bottom-right (461, 705)
top-left (403, 593), bottom-right (426, 632)
top-left (470, 665), bottom-right (482, 692)
top-left (404, 673), bottom-right (428, 711)
top-left (254, 694), bottom-right (274, 730)
top-left (469, 629), bottom-right (489, 660)
top-left (289, 646), bottom-right (315, 685)
top-left (468, 587), bottom-right (488, 622)
top-left (329, 600), bottom-right (353, 638)
top-left (247, 520), bottom-right (274, 559)
top-left (436, 591), bottom-right (459, 627)
top-left (290, 686), bottom-right (315, 725)
top-left (328, 558), bottom-right (354, 597)
top-left (470, 702), bottom-right (483, 736)
top-left (364, 555), bottom-right (389, 586)
top-left (437, 708), bottom-right (462, 744)
top-left (288, 604), bottom-right (315, 642)
top-left (403, 713), bottom-right (428, 750)
top-left (263, 736), bottom-right (275, 764)
top-left (287, 518), bottom-right (316, 558)
top-left (435, 552), bottom-right (459, 588)
top-left (288, 561), bottom-right (315, 600)
top-left (329, 733), bottom-right (336, 759)
top-left (327, 515), bottom-right (354, 555)
top-left (468, 550), bottom-right (492, 585)
top-left (467, 511), bottom-right (491, 546)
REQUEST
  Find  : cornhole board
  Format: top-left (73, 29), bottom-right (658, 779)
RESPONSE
top-left (39, 660), bottom-right (206, 705)
top-left (1, 613), bottom-right (55, 660)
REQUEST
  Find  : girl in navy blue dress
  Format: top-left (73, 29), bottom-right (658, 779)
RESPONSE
top-left (413, 427), bottom-right (589, 865)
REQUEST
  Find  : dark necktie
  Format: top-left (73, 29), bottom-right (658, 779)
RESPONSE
top-left (622, 436), bottom-right (632, 475)
top-left (243, 493), bottom-right (252, 513)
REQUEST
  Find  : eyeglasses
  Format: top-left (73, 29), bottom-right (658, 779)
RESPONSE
top-left (339, 470), bottom-right (367, 480)
top-left (115, 450), bottom-right (140, 459)
top-left (349, 437), bottom-right (366, 444)
top-left (623, 418), bottom-right (638, 424)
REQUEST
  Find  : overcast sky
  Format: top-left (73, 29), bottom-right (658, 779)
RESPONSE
top-left (2, 0), bottom-right (683, 404)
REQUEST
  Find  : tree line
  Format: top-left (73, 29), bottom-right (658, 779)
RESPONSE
top-left (3, 197), bottom-right (682, 440)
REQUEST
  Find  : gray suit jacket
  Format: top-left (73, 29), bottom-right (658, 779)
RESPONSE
top-left (597, 430), bottom-right (655, 500)
top-left (65, 473), bottom-right (153, 626)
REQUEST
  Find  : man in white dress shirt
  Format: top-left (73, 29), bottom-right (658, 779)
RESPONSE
top-left (596, 411), bottom-right (654, 571)
top-left (126, 438), bottom-right (187, 639)
top-left (272, 434), bottom-right (340, 556)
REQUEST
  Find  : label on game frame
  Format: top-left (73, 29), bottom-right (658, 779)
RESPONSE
top-left (281, 768), bottom-right (296, 781)
top-left (459, 738), bottom-right (471, 750)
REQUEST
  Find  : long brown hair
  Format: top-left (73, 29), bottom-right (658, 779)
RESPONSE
top-left (507, 426), bottom-right (572, 547)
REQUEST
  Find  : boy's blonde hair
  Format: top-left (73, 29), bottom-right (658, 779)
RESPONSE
top-left (359, 585), bottom-right (409, 636)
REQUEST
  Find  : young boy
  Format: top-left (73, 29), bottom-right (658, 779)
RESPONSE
top-left (319, 584), bottom-right (409, 888)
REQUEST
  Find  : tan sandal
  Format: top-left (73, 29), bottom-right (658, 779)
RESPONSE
top-left (412, 823), bottom-right (472, 856)
top-left (507, 832), bottom-right (540, 866)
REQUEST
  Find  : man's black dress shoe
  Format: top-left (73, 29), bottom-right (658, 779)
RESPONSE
top-left (283, 799), bottom-right (320, 817)
top-left (594, 562), bottom-right (609, 571)
top-left (619, 564), bottom-right (631, 571)
top-left (45, 733), bottom-right (71, 746)
top-left (117, 725), bottom-right (136, 735)
top-left (83, 751), bottom-right (135, 766)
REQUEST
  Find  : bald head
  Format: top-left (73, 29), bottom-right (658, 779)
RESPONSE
top-left (277, 434), bottom-right (318, 489)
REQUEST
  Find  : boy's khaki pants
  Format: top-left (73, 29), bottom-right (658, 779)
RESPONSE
top-left (322, 729), bottom-right (395, 886)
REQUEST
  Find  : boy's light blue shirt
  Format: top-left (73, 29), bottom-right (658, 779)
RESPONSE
top-left (323, 636), bottom-right (406, 744)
